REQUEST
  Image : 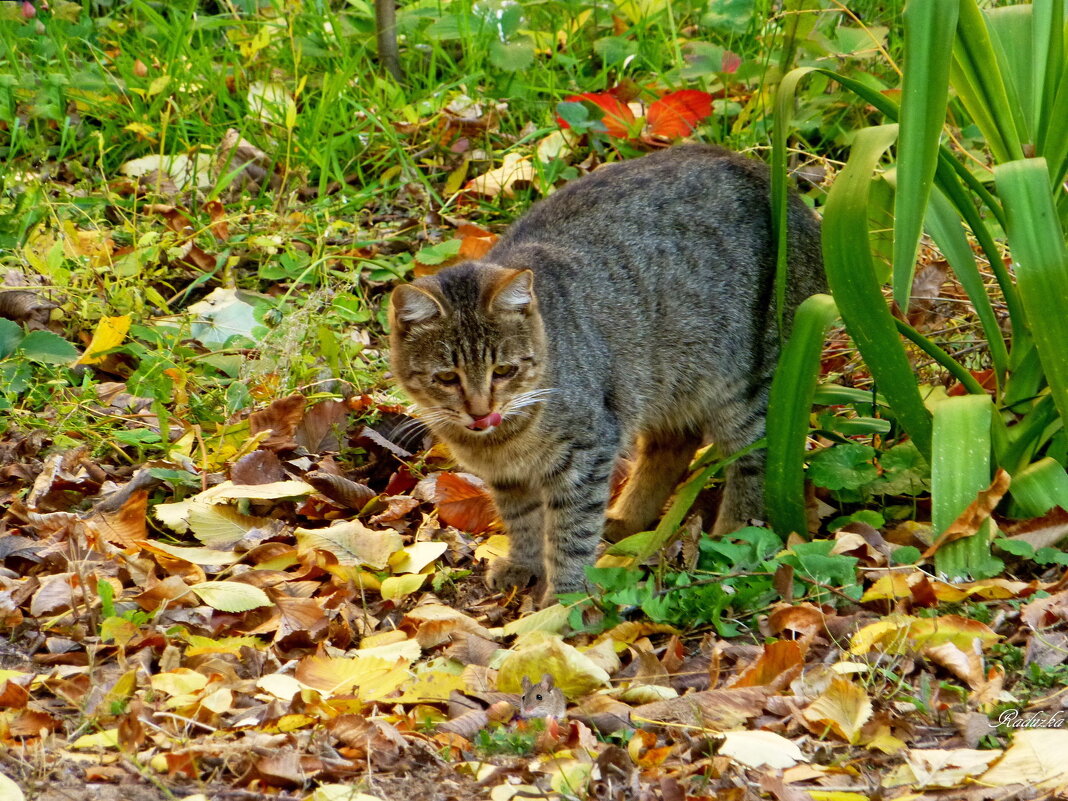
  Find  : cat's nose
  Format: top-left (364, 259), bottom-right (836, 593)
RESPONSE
top-left (465, 396), bottom-right (492, 418)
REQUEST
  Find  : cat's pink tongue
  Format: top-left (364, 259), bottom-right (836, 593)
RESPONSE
top-left (468, 412), bottom-right (502, 431)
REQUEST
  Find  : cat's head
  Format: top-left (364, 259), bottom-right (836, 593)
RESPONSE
top-left (389, 262), bottom-right (547, 436)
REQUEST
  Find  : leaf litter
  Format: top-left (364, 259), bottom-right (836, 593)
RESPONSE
top-left (2, 389), bottom-right (1068, 800)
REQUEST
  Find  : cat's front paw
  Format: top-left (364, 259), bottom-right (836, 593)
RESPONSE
top-left (485, 558), bottom-right (538, 592)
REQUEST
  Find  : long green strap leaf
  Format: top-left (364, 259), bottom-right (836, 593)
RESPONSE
top-left (1032, 0), bottom-right (1064, 154)
top-left (952, 0), bottom-right (1025, 163)
top-left (932, 395), bottom-right (1000, 579)
top-left (823, 124), bottom-right (934, 459)
top-left (1011, 457), bottom-right (1068, 517)
top-left (995, 158), bottom-right (1068, 425)
top-left (892, 0), bottom-right (959, 311)
top-left (766, 293), bottom-right (839, 537)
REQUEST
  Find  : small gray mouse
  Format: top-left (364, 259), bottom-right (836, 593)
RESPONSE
top-left (520, 673), bottom-right (566, 720)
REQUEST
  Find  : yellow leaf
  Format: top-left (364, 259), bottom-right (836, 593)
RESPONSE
top-left (70, 729), bottom-right (120, 749)
top-left (980, 729), bottom-right (1068, 789)
top-left (307, 786), bottom-right (386, 801)
top-left (850, 614), bottom-right (998, 656)
top-left (189, 581), bottom-right (271, 612)
top-left (123, 122), bottom-right (156, 137)
top-left (802, 676), bottom-right (873, 744)
top-left (501, 603), bottom-right (571, 637)
top-left (475, 534), bottom-right (510, 562)
top-left (393, 663), bottom-right (467, 703)
top-left (464, 153), bottom-right (536, 199)
top-left (380, 573), bottom-right (427, 601)
top-left (256, 674), bottom-right (307, 701)
top-left (497, 631), bottom-right (611, 698)
top-left (389, 541), bottom-right (448, 574)
top-left (147, 74), bottom-right (171, 96)
top-left (151, 668), bottom-right (208, 697)
top-left (295, 655), bottom-right (409, 701)
top-left (140, 540), bottom-right (241, 565)
top-left (75, 315), bottom-right (129, 366)
top-left (296, 521), bottom-right (402, 570)
top-left (183, 634), bottom-right (265, 656)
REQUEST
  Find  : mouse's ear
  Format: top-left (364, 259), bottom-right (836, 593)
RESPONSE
top-left (521, 676), bottom-right (533, 692)
top-left (541, 673), bottom-right (555, 688)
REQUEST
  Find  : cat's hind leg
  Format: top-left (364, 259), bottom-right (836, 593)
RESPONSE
top-left (708, 378), bottom-right (770, 536)
top-left (603, 429), bottom-right (700, 542)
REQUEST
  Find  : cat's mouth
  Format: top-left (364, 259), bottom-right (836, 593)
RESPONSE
top-left (467, 412), bottom-right (503, 431)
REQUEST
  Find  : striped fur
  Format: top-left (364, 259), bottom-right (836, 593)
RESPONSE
top-left (389, 145), bottom-right (824, 604)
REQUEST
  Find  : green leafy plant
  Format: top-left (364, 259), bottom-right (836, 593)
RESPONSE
top-left (767, 0), bottom-right (1068, 579)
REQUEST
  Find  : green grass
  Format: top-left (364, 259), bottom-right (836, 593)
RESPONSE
top-left (0, 0), bottom-right (901, 461)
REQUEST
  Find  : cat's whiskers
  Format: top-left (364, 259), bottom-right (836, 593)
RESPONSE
top-left (502, 387), bottom-right (558, 418)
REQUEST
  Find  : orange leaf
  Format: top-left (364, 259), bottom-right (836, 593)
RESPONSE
top-left (558, 92), bottom-right (636, 138)
top-left (646, 90), bottom-right (714, 139)
top-left (435, 472), bottom-right (499, 534)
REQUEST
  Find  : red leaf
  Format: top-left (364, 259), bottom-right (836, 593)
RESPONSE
top-left (646, 90), bottom-right (714, 139)
top-left (722, 50), bottom-right (742, 74)
top-left (558, 92), bottom-right (636, 138)
top-left (436, 472), bottom-right (499, 534)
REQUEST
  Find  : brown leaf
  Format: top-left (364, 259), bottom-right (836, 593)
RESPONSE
top-left (1004, 506), bottom-right (1068, 551)
top-left (435, 472), bottom-right (498, 534)
top-left (204, 199), bottom-right (230, 240)
top-left (306, 471), bottom-right (376, 510)
top-left (255, 749), bottom-right (306, 787)
top-left (437, 707), bottom-right (490, 738)
top-left (0, 289), bottom-right (56, 325)
top-left (297, 399), bottom-right (349, 452)
top-left (730, 640), bottom-right (805, 689)
top-left (630, 687), bottom-right (770, 731)
top-left (924, 468), bottom-right (1011, 557)
top-left (231, 449), bottom-right (288, 485)
top-left (83, 488), bottom-right (148, 549)
top-left (249, 394), bottom-right (306, 451)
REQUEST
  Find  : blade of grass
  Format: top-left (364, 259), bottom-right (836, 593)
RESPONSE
top-left (766, 293), bottom-right (839, 537)
top-left (823, 124), bottom-right (933, 458)
top-left (892, 0), bottom-right (958, 310)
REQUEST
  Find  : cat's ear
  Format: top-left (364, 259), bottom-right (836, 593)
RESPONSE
top-left (391, 284), bottom-right (444, 327)
top-left (487, 269), bottom-right (535, 315)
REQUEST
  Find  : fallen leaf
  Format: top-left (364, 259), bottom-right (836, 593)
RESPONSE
top-left (497, 632), bottom-right (611, 698)
top-left (435, 472), bottom-right (498, 533)
top-left (645, 90), bottom-right (714, 138)
top-left (718, 730), bottom-right (806, 769)
top-left (558, 92), bottom-right (637, 137)
top-left (464, 153), bottom-right (536, 199)
top-left (801, 677), bottom-right (872, 743)
top-left (188, 581), bottom-right (272, 612)
top-left (75, 315), bottom-right (131, 365)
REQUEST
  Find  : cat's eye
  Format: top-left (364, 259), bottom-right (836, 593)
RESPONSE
top-left (433, 370), bottom-right (460, 384)
top-left (492, 364), bottom-right (518, 379)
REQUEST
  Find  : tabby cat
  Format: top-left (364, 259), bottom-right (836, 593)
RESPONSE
top-left (389, 145), bottom-right (824, 604)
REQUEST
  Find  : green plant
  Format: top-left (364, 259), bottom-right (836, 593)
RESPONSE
top-left (568, 527), bottom-right (860, 636)
top-left (767, 0), bottom-right (1068, 579)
